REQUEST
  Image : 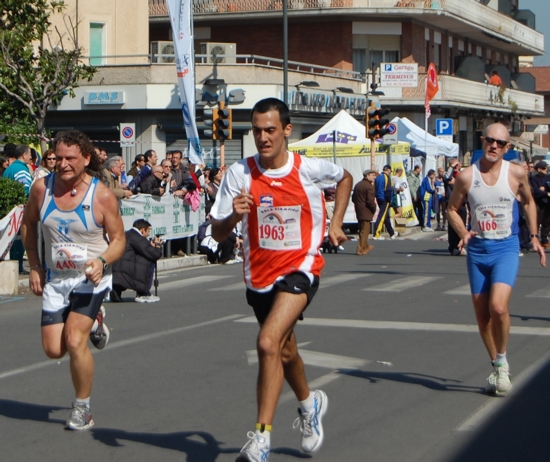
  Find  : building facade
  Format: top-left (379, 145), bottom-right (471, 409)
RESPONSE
top-left (44, 0), bottom-right (546, 165)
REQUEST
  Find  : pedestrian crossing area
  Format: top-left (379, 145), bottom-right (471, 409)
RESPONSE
top-left (157, 271), bottom-right (549, 298)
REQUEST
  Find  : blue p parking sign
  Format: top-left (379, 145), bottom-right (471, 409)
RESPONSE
top-left (436, 118), bottom-right (453, 136)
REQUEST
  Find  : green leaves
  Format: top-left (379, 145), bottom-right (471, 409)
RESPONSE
top-left (0, 178), bottom-right (27, 218)
top-left (0, 0), bottom-right (96, 144)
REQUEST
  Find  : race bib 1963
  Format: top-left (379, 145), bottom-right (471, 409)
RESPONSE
top-left (52, 243), bottom-right (88, 272)
top-left (257, 206), bottom-right (302, 250)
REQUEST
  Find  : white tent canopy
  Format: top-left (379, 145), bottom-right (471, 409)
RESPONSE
top-left (392, 117), bottom-right (459, 158)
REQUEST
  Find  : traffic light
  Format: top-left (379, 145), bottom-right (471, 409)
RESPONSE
top-left (204, 108), bottom-right (219, 139)
top-left (366, 103), bottom-right (390, 140)
top-left (217, 108), bottom-right (232, 140)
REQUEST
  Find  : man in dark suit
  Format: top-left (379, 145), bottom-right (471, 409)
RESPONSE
top-left (111, 219), bottom-right (163, 303)
top-left (352, 169), bottom-right (377, 255)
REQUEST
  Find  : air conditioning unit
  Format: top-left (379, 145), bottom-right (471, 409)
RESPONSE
top-left (151, 41), bottom-right (175, 64)
top-left (200, 42), bottom-right (237, 64)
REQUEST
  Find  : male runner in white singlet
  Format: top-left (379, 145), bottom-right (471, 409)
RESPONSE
top-left (211, 98), bottom-right (352, 462)
top-left (447, 122), bottom-right (545, 395)
top-left (22, 130), bottom-right (125, 430)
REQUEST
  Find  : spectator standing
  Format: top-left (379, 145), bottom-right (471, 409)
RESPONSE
top-left (127, 154), bottom-right (145, 180)
top-left (0, 156), bottom-right (8, 176)
top-left (420, 169), bottom-right (436, 232)
top-left (140, 165), bottom-right (166, 196)
top-left (3, 144), bottom-right (33, 195)
top-left (528, 160), bottom-right (550, 248)
top-left (160, 159), bottom-right (173, 192)
top-left (3, 142), bottom-right (16, 165)
top-left (111, 219), bottom-right (162, 303)
top-left (205, 167), bottom-right (222, 216)
top-left (373, 165), bottom-right (397, 240)
top-left (352, 169), bottom-right (377, 255)
top-left (391, 167), bottom-right (406, 218)
top-left (103, 156), bottom-right (133, 199)
top-left (444, 159), bottom-right (466, 255)
top-left (488, 70), bottom-right (503, 86)
top-left (32, 149), bottom-right (56, 184)
top-left (211, 98), bottom-right (352, 461)
top-left (170, 150), bottom-right (190, 198)
top-left (128, 149), bottom-right (157, 193)
top-left (434, 167), bottom-right (447, 230)
top-left (323, 185), bottom-right (337, 220)
top-left (407, 164), bottom-right (422, 228)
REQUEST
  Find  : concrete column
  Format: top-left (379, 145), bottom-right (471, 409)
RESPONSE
top-left (0, 260), bottom-right (19, 295)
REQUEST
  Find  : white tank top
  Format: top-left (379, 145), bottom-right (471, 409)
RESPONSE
top-left (468, 160), bottom-right (516, 240)
top-left (40, 174), bottom-right (108, 278)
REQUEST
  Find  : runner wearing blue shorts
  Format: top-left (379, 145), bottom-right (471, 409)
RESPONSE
top-left (447, 123), bottom-right (545, 395)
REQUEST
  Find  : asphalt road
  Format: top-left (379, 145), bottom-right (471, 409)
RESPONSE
top-left (2, 232), bottom-right (550, 462)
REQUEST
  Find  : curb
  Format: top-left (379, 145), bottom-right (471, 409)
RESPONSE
top-left (18, 255), bottom-right (207, 287)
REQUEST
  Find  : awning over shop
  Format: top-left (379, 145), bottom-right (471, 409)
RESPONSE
top-left (509, 136), bottom-right (547, 157)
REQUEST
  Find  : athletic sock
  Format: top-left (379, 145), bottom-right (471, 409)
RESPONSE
top-left (299, 391), bottom-right (315, 414)
top-left (75, 397), bottom-right (90, 409)
top-left (255, 424), bottom-right (271, 446)
top-left (495, 352), bottom-right (508, 367)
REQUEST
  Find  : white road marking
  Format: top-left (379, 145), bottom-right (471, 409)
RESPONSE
top-left (455, 348), bottom-right (550, 432)
top-left (363, 276), bottom-right (442, 292)
top-left (527, 288), bottom-right (550, 298)
top-left (236, 316), bottom-right (550, 336)
top-left (161, 275), bottom-right (233, 291)
top-left (0, 315), bottom-right (243, 381)
top-left (444, 284), bottom-right (471, 295)
top-left (210, 281), bottom-right (246, 291)
top-left (320, 273), bottom-right (372, 288)
top-left (246, 348), bottom-right (369, 370)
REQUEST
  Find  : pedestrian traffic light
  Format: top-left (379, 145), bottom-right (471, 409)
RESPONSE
top-left (366, 103), bottom-right (390, 140)
top-left (217, 108), bottom-right (232, 140)
top-left (204, 108), bottom-right (219, 140)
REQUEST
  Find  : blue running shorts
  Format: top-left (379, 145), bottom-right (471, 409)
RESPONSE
top-left (466, 235), bottom-right (519, 295)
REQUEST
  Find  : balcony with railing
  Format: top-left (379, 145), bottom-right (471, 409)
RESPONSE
top-left (79, 52), bottom-right (544, 116)
top-left (148, 0), bottom-right (544, 55)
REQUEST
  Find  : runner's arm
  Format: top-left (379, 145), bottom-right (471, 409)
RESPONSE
top-left (447, 169), bottom-right (476, 247)
top-left (21, 179), bottom-right (47, 295)
top-left (87, 185), bottom-right (126, 284)
top-left (211, 188), bottom-right (253, 242)
top-left (329, 169), bottom-right (353, 246)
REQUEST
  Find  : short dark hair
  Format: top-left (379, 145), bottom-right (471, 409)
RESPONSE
top-left (14, 144), bottom-right (30, 159)
top-left (209, 167), bottom-right (221, 182)
top-left (135, 154), bottom-right (144, 162)
top-left (144, 150), bottom-right (156, 163)
top-left (133, 219), bottom-right (151, 230)
top-left (428, 169), bottom-right (436, 176)
top-left (251, 98), bottom-right (291, 127)
top-left (3, 143), bottom-right (16, 158)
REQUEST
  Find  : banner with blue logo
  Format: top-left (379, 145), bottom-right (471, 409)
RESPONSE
top-left (167, 0), bottom-right (203, 165)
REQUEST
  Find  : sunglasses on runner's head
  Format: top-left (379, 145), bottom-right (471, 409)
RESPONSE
top-left (483, 136), bottom-right (508, 148)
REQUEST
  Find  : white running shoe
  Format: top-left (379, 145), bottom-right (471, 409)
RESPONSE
top-left (65, 402), bottom-right (94, 430)
top-left (235, 431), bottom-right (270, 462)
top-left (293, 390), bottom-right (328, 454)
top-left (90, 306), bottom-right (110, 350)
top-left (422, 227), bottom-right (434, 232)
top-left (372, 236), bottom-right (385, 241)
top-left (485, 364), bottom-right (512, 395)
top-left (135, 295), bottom-right (160, 303)
top-left (390, 232), bottom-right (399, 239)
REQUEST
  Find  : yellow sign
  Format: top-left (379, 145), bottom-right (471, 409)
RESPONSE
top-left (290, 143), bottom-right (409, 158)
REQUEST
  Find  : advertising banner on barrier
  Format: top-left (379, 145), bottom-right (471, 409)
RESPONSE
top-left (0, 205), bottom-right (25, 260)
top-left (119, 194), bottom-right (203, 239)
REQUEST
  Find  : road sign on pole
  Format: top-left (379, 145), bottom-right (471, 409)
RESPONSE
top-left (383, 122), bottom-right (398, 144)
top-left (435, 118), bottom-right (453, 136)
top-left (120, 123), bottom-right (136, 147)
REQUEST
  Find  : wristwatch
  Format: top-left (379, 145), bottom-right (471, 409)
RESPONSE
top-left (98, 256), bottom-right (108, 271)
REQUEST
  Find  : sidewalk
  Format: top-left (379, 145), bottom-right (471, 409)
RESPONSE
top-left (18, 254), bottom-right (207, 289)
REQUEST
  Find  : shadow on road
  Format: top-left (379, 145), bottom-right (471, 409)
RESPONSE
top-left (448, 359), bottom-right (550, 461)
top-left (91, 428), bottom-right (239, 461)
top-left (510, 313), bottom-right (550, 323)
top-left (0, 399), bottom-right (67, 425)
top-left (340, 369), bottom-right (484, 393)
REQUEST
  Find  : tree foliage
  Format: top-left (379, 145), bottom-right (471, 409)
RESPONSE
top-left (0, 0), bottom-right (96, 148)
top-left (0, 178), bottom-right (27, 218)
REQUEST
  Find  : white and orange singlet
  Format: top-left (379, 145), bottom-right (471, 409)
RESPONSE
top-left (211, 152), bottom-right (344, 292)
